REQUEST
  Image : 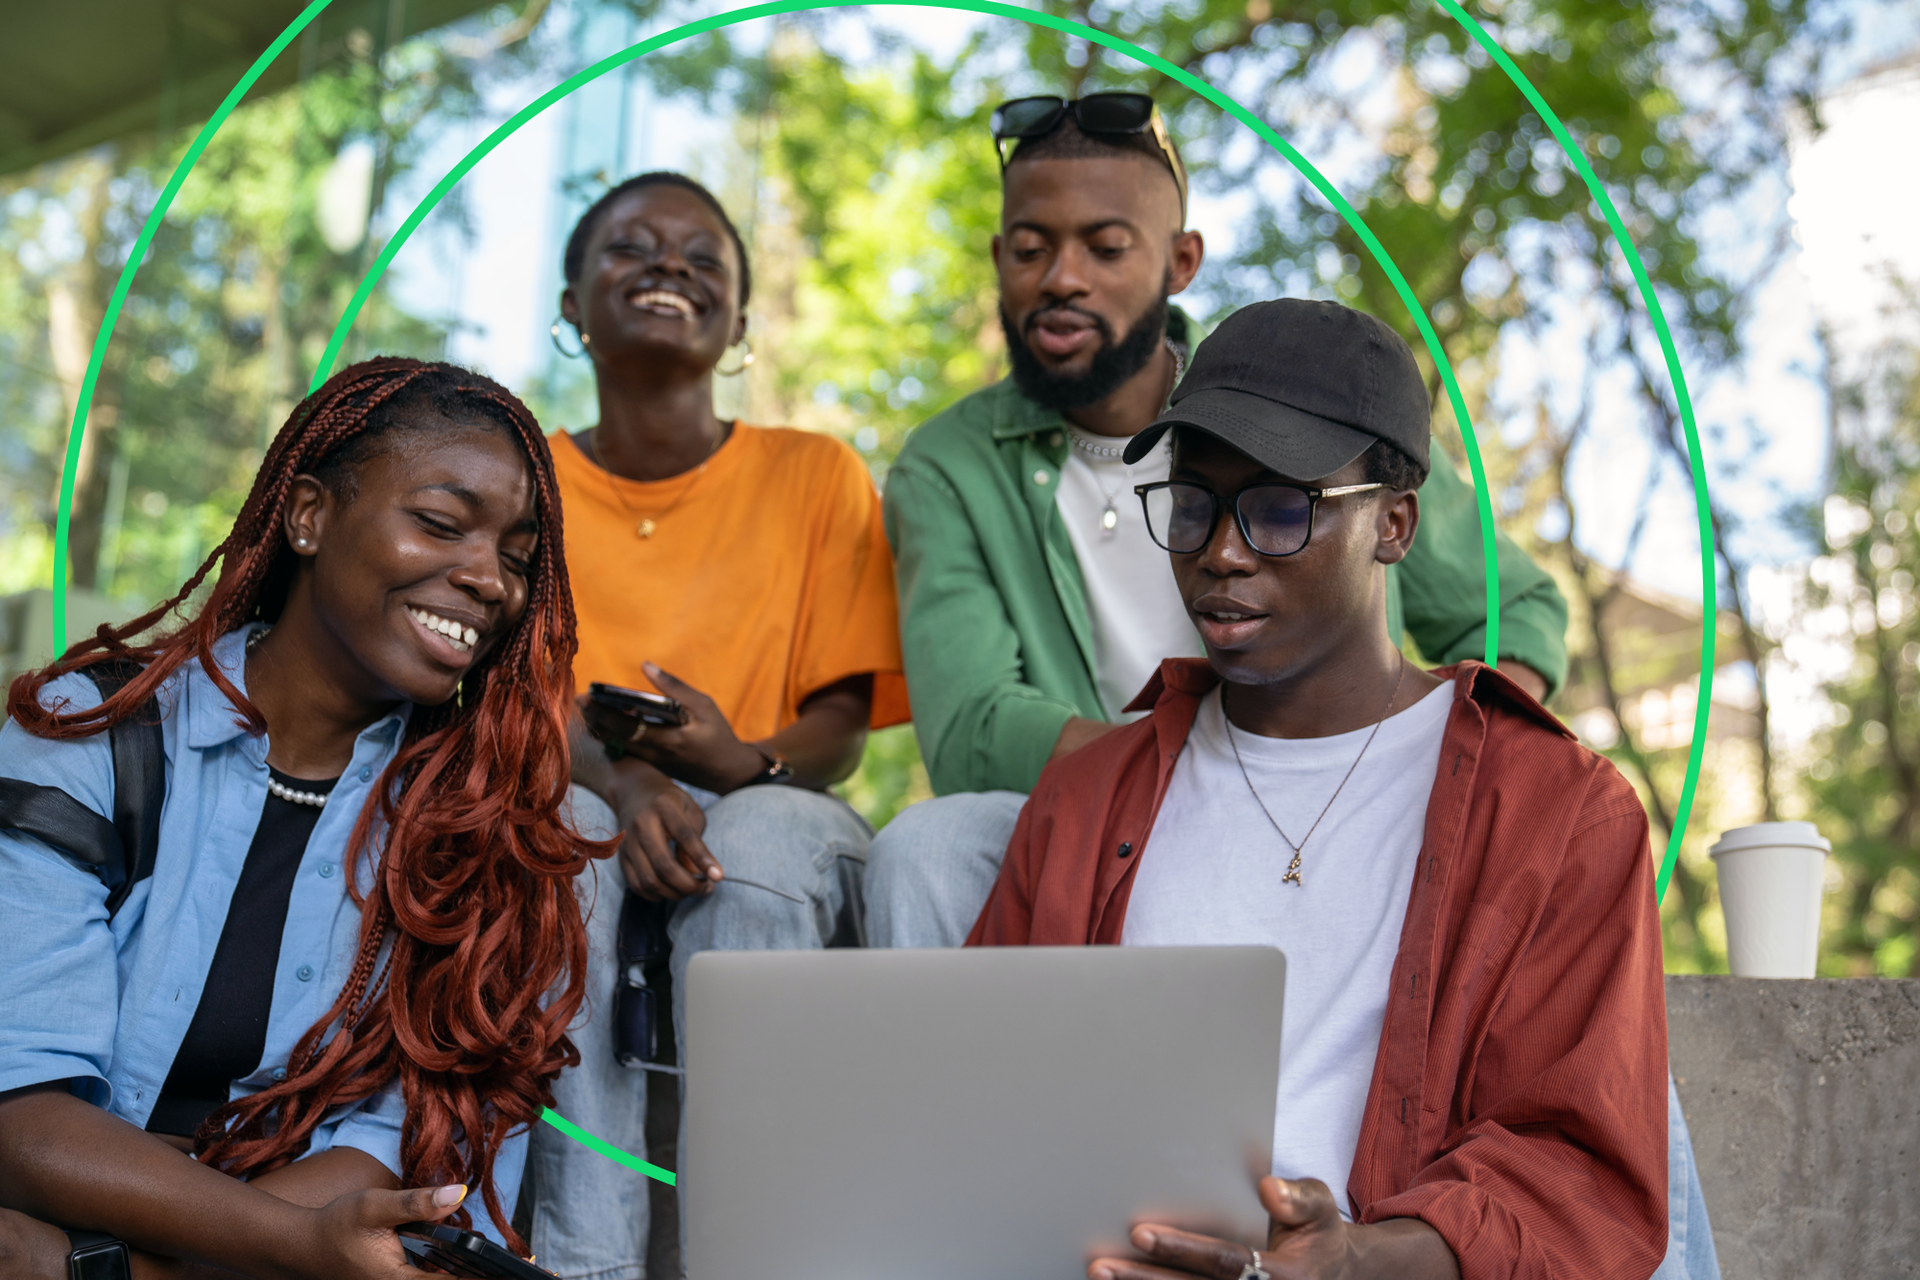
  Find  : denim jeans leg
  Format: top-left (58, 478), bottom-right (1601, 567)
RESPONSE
top-left (667, 784), bottom-right (873, 1270)
top-left (531, 792), bottom-right (653, 1280)
top-left (865, 790), bottom-right (1029, 948)
top-left (1650, 1072), bottom-right (1721, 1280)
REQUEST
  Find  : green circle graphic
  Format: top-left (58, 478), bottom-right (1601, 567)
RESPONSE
top-left (48, 0), bottom-right (1716, 1181)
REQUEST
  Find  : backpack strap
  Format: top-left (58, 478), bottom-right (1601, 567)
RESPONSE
top-left (0, 777), bottom-right (124, 872)
top-left (85, 661), bottom-right (166, 918)
top-left (0, 660), bottom-right (165, 918)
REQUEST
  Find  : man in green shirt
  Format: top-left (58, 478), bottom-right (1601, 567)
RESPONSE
top-left (866, 99), bottom-right (1568, 948)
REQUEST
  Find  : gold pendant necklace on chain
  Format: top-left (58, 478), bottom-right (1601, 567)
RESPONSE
top-left (588, 423), bottom-right (727, 539)
top-left (1223, 657), bottom-right (1408, 887)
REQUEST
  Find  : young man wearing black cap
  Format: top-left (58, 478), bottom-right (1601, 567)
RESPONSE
top-left (866, 102), bottom-right (1571, 952)
top-left (968, 299), bottom-right (1671, 1280)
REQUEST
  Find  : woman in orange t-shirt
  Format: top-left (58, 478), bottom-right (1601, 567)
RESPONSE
top-left (532, 173), bottom-right (906, 1271)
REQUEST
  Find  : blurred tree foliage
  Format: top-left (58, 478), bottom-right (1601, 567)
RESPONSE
top-left (629, 0), bottom-right (1839, 855)
top-left (1796, 307), bottom-right (1920, 976)
top-left (0, 6), bottom-right (544, 611)
top-left (7, 0), bottom-right (1890, 960)
top-left (747, 41), bottom-right (1007, 474)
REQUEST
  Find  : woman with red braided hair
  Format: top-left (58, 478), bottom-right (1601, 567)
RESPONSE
top-left (0, 357), bottom-right (603, 1279)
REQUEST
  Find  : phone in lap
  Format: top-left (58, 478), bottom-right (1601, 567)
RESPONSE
top-left (397, 1222), bottom-right (557, 1280)
top-left (584, 681), bottom-right (688, 750)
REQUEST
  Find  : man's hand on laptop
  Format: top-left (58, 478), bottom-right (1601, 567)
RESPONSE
top-left (1088, 1175), bottom-right (1458, 1280)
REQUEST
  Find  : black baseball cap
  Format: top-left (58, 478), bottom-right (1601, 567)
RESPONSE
top-left (1123, 298), bottom-right (1431, 479)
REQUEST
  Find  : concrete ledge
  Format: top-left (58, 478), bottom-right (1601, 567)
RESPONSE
top-left (1667, 975), bottom-right (1920, 1279)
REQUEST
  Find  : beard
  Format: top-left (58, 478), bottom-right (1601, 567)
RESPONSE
top-left (1001, 279), bottom-right (1171, 413)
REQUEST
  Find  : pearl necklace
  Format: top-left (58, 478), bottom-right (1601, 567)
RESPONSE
top-left (246, 627), bottom-right (334, 808)
top-left (266, 776), bottom-right (329, 808)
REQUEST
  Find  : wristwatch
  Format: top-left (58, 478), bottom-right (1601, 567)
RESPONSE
top-left (63, 1230), bottom-right (131, 1280)
top-left (737, 748), bottom-right (794, 788)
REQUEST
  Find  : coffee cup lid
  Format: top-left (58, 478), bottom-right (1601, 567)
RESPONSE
top-left (1709, 820), bottom-right (1831, 858)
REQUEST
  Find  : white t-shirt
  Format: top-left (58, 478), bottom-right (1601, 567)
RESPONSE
top-left (1054, 425), bottom-right (1203, 719)
top-left (1122, 681), bottom-right (1453, 1215)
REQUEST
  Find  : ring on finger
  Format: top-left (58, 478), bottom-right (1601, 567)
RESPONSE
top-left (1236, 1246), bottom-right (1270, 1280)
top-left (626, 720), bottom-right (648, 745)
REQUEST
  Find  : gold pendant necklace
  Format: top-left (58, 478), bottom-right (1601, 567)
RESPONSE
top-left (586, 425), bottom-right (726, 538)
top-left (1224, 657), bottom-right (1408, 887)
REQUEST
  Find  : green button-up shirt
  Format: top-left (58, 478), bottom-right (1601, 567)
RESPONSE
top-left (884, 362), bottom-right (1569, 798)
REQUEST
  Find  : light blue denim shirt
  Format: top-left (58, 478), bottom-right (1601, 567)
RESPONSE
top-left (0, 625), bottom-right (524, 1239)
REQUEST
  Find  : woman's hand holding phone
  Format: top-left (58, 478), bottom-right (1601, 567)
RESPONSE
top-left (291, 1182), bottom-right (469, 1280)
top-left (0, 1183), bottom-right (474, 1280)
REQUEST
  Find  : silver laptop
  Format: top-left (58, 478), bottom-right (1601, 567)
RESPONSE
top-left (684, 945), bottom-right (1285, 1280)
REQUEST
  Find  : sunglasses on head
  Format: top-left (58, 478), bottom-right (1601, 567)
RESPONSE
top-left (988, 92), bottom-right (1189, 219)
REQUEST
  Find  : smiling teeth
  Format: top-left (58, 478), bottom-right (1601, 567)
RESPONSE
top-left (1213, 612), bottom-right (1251, 621)
top-left (630, 289), bottom-right (695, 317)
top-left (409, 608), bottom-right (476, 651)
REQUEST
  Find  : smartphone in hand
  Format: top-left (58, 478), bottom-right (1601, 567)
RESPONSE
top-left (397, 1222), bottom-right (556, 1280)
top-left (584, 682), bottom-right (689, 752)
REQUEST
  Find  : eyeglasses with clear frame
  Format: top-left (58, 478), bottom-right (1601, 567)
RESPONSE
top-left (1133, 480), bottom-right (1387, 557)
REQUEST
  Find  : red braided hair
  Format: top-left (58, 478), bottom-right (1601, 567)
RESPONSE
top-left (9, 357), bottom-right (605, 1250)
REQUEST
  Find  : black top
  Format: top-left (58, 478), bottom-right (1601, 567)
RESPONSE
top-left (146, 768), bottom-right (338, 1138)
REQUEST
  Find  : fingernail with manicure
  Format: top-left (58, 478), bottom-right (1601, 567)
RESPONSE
top-left (436, 1184), bottom-right (466, 1207)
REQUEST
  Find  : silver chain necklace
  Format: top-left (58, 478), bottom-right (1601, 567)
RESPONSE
top-left (1064, 425), bottom-right (1134, 538)
top-left (1066, 337), bottom-right (1188, 535)
top-left (1223, 658), bottom-right (1408, 887)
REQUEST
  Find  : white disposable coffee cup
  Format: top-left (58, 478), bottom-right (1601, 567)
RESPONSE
top-left (1709, 821), bottom-right (1830, 978)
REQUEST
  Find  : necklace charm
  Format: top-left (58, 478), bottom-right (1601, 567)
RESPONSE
top-left (588, 425), bottom-right (722, 540)
top-left (1100, 502), bottom-right (1119, 535)
top-left (1226, 658), bottom-right (1407, 887)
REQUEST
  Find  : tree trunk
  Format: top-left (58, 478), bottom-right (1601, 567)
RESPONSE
top-left (44, 153), bottom-right (123, 592)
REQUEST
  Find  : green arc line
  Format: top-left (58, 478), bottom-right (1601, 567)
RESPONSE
top-left (540, 1106), bottom-right (676, 1185)
top-left (1431, 0), bottom-right (1714, 901)
top-left (49, 0), bottom-right (334, 660)
top-left (49, 3), bottom-right (1710, 910)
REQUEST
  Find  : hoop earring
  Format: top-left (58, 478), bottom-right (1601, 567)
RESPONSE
top-left (716, 337), bottom-right (755, 377)
top-left (550, 316), bottom-right (587, 360)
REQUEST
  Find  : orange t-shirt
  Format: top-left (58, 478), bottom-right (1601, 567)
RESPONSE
top-left (553, 425), bottom-right (908, 740)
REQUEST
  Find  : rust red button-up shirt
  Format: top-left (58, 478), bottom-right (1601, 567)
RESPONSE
top-left (968, 659), bottom-right (1667, 1280)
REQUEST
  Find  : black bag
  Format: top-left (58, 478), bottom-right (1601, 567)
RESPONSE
top-left (0, 661), bottom-right (165, 920)
top-left (612, 891), bottom-right (677, 1071)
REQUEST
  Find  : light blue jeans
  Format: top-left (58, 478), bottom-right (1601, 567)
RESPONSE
top-left (865, 789), bottom-right (1028, 947)
top-left (1655, 1073), bottom-right (1721, 1280)
top-left (530, 784), bottom-right (871, 1280)
top-left (867, 790), bottom-right (1721, 1279)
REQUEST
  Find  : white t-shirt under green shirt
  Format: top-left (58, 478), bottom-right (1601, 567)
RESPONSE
top-left (1053, 424), bottom-right (1204, 719)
